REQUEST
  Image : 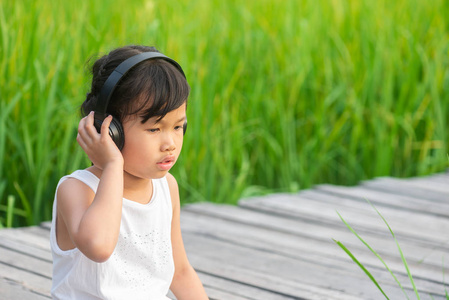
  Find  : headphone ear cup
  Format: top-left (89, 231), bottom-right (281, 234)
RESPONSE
top-left (109, 117), bottom-right (125, 150)
top-left (183, 120), bottom-right (187, 135)
top-left (93, 114), bottom-right (125, 150)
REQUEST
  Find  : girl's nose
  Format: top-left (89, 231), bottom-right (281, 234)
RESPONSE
top-left (161, 134), bottom-right (176, 152)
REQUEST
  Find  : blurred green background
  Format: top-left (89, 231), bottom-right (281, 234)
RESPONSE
top-left (1, 0), bottom-right (448, 227)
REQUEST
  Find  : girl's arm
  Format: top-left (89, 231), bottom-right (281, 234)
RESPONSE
top-left (57, 112), bottom-right (124, 262)
top-left (167, 173), bottom-right (209, 300)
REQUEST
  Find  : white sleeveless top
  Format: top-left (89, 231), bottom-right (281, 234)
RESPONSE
top-left (50, 170), bottom-right (175, 300)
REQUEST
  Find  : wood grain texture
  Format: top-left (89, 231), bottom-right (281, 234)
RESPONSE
top-left (1, 170), bottom-right (447, 299)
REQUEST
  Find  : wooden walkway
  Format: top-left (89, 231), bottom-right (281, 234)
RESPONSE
top-left (0, 171), bottom-right (448, 299)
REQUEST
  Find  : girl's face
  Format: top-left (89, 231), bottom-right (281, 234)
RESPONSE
top-left (121, 103), bottom-right (186, 180)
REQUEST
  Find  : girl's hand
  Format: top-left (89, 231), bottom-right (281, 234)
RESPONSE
top-left (76, 111), bottom-right (124, 169)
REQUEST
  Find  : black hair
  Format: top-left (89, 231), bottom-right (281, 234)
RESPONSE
top-left (81, 45), bottom-right (189, 123)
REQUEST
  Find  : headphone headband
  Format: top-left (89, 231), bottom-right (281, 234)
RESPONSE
top-left (96, 51), bottom-right (186, 115)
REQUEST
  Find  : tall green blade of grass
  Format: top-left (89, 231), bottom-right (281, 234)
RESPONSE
top-left (443, 257), bottom-right (449, 299)
top-left (13, 182), bottom-right (32, 225)
top-left (333, 238), bottom-right (390, 299)
top-left (368, 202), bottom-right (421, 299)
top-left (335, 199), bottom-right (433, 298)
top-left (335, 211), bottom-right (409, 299)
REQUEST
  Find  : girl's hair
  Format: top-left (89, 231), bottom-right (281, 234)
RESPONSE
top-left (81, 45), bottom-right (189, 123)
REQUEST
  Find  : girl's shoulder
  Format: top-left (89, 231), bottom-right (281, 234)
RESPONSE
top-left (56, 171), bottom-right (97, 234)
top-left (57, 168), bottom-right (98, 205)
top-left (165, 172), bottom-right (180, 209)
top-left (165, 172), bottom-right (178, 189)
top-left (60, 167), bottom-right (100, 190)
top-left (57, 173), bottom-right (95, 201)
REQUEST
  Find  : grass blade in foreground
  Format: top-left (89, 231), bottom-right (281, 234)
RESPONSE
top-left (335, 211), bottom-right (409, 299)
top-left (443, 257), bottom-right (449, 299)
top-left (333, 238), bottom-right (390, 299)
top-left (368, 201), bottom-right (421, 299)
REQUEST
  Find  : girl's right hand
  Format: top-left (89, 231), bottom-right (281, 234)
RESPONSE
top-left (76, 111), bottom-right (124, 170)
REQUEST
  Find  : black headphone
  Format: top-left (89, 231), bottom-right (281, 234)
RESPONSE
top-left (94, 51), bottom-right (188, 150)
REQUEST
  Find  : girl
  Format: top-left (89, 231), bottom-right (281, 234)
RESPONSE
top-left (50, 45), bottom-right (209, 299)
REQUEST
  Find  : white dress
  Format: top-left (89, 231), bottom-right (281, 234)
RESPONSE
top-left (50, 170), bottom-right (174, 300)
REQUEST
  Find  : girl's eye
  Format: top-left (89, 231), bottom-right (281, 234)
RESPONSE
top-left (175, 125), bottom-right (184, 131)
top-left (148, 128), bottom-right (159, 133)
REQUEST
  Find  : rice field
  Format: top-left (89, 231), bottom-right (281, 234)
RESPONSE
top-left (1, 0), bottom-right (448, 227)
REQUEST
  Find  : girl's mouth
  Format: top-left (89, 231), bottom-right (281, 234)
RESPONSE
top-left (157, 156), bottom-right (175, 171)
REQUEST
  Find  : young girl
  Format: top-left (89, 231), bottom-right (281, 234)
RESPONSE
top-left (50, 45), bottom-right (209, 299)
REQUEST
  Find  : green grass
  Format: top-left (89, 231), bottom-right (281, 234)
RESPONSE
top-left (335, 200), bottom-right (449, 299)
top-left (1, 0), bottom-right (449, 227)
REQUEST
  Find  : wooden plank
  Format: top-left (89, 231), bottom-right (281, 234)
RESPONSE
top-left (197, 272), bottom-right (294, 300)
top-left (171, 265), bottom-right (296, 300)
top-left (0, 277), bottom-right (50, 300)
top-left (182, 212), bottom-right (442, 282)
top-left (182, 228), bottom-right (444, 299)
top-left (183, 234), bottom-right (373, 299)
top-left (312, 183), bottom-right (449, 218)
top-left (238, 191), bottom-right (449, 270)
top-left (238, 192), bottom-right (449, 247)
top-left (0, 227), bottom-right (50, 251)
top-left (236, 194), bottom-right (449, 297)
top-left (40, 222), bottom-right (51, 231)
top-left (168, 274), bottom-right (264, 300)
top-left (0, 246), bottom-right (52, 279)
top-left (5, 222), bottom-right (293, 300)
top-left (182, 204), bottom-right (446, 298)
top-left (0, 262), bottom-right (51, 298)
top-left (24, 226), bottom-right (51, 239)
top-left (1, 170), bottom-right (446, 299)
top-left (183, 202), bottom-right (446, 270)
top-left (0, 228), bottom-right (257, 300)
top-left (422, 173), bottom-right (449, 184)
top-left (362, 177), bottom-right (449, 203)
top-left (0, 234), bottom-right (52, 262)
top-left (407, 174), bottom-right (449, 193)
top-left (17, 212), bottom-right (448, 299)
top-left (180, 210), bottom-right (446, 291)
top-left (298, 189), bottom-right (449, 246)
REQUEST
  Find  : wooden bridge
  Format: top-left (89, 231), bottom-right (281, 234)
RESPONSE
top-left (0, 170), bottom-right (448, 299)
